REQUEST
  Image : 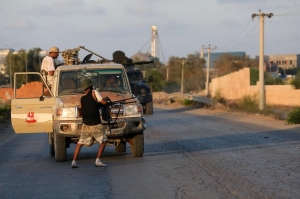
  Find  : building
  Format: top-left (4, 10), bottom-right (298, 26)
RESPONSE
top-left (256, 54), bottom-right (300, 70)
top-left (131, 51), bottom-right (159, 62)
top-left (264, 62), bottom-right (279, 78)
top-left (0, 48), bottom-right (15, 75)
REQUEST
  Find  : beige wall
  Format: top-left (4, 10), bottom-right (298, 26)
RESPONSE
top-left (210, 68), bottom-right (300, 106)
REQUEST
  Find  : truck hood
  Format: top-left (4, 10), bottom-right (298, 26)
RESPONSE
top-left (59, 92), bottom-right (135, 107)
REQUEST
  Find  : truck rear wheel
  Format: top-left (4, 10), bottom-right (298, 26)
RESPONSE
top-left (54, 132), bottom-right (67, 162)
top-left (115, 141), bottom-right (126, 152)
top-left (48, 132), bottom-right (55, 156)
top-left (144, 101), bottom-right (153, 115)
top-left (130, 132), bottom-right (144, 157)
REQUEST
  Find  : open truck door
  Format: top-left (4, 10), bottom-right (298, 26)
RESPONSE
top-left (11, 72), bottom-right (56, 134)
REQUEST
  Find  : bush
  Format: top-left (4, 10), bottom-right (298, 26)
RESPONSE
top-left (286, 107), bottom-right (300, 124)
top-left (238, 95), bottom-right (258, 112)
top-left (250, 67), bottom-right (284, 85)
top-left (182, 99), bottom-right (193, 106)
top-left (0, 105), bottom-right (11, 123)
top-left (212, 90), bottom-right (226, 105)
top-left (290, 70), bottom-right (300, 89)
top-left (176, 98), bottom-right (193, 106)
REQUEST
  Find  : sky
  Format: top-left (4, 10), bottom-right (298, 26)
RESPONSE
top-left (1, 0), bottom-right (300, 63)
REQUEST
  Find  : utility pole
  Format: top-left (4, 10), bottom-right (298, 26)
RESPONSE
top-left (179, 58), bottom-right (187, 93)
top-left (202, 44), bottom-right (217, 97)
top-left (252, 10), bottom-right (273, 110)
top-left (24, 51), bottom-right (27, 83)
top-left (166, 62), bottom-right (169, 81)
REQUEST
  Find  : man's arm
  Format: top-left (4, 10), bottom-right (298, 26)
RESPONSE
top-left (78, 101), bottom-right (83, 116)
top-left (48, 71), bottom-right (55, 76)
top-left (93, 90), bottom-right (109, 105)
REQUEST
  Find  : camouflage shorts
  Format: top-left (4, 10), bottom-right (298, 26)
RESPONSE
top-left (78, 124), bottom-right (107, 146)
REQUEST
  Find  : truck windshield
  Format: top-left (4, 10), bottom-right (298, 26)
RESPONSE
top-left (127, 71), bottom-right (143, 82)
top-left (58, 69), bottom-right (130, 95)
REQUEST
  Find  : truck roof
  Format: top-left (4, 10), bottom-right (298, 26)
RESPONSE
top-left (56, 63), bottom-right (124, 71)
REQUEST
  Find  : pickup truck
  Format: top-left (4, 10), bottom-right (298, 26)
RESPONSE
top-left (10, 47), bottom-right (146, 161)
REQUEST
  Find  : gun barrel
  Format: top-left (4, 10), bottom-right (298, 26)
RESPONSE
top-left (134, 61), bottom-right (154, 65)
top-left (79, 46), bottom-right (110, 61)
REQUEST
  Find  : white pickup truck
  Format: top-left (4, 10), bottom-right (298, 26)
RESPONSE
top-left (11, 47), bottom-right (146, 161)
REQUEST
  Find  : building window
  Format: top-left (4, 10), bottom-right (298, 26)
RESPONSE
top-left (290, 60), bottom-right (292, 65)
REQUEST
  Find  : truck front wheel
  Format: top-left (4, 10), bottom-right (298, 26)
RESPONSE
top-left (144, 101), bottom-right (153, 115)
top-left (130, 132), bottom-right (144, 157)
top-left (48, 132), bottom-right (55, 156)
top-left (54, 132), bottom-right (67, 162)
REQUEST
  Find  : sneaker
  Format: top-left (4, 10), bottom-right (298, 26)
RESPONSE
top-left (95, 158), bottom-right (107, 167)
top-left (71, 160), bottom-right (79, 168)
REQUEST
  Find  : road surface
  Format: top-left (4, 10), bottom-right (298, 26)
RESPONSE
top-left (1, 104), bottom-right (300, 198)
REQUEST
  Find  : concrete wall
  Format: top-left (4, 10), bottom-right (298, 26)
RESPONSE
top-left (210, 67), bottom-right (300, 106)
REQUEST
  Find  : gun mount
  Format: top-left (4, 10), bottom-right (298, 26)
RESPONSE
top-left (61, 46), bottom-right (153, 67)
top-left (61, 46), bottom-right (111, 66)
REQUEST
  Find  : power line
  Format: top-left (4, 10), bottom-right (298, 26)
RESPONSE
top-left (219, 20), bottom-right (259, 52)
top-left (138, 38), bottom-right (151, 52)
top-left (157, 34), bottom-right (166, 63)
top-left (276, 8), bottom-right (300, 16)
top-left (218, 19), bottom-right (253, 50)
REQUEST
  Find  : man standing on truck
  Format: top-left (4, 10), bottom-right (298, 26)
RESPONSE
top-left (40, 46), bottom-right (60, 87)
top-left (71, 79), bottom-right (111, 168)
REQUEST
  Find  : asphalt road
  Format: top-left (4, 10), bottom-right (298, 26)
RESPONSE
top-left (1, 104), bottom-right (300, 199)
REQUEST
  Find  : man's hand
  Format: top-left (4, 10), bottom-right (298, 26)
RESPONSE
top-left (104, 97), bottom-right (113, 106)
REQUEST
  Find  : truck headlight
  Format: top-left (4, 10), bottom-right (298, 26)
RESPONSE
top-left (124, 104), bottom-right (142, 116)
top-left (56, 106), bottom-right (79, 117)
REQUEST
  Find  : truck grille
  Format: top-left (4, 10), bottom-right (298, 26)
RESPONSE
top-left (110, 104), bottom-right (124, 118)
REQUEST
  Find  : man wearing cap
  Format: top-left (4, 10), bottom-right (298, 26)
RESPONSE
top-left (71, 79), bottom-right (112, 168)
top-left (40, 46), bottom-right (60, 87)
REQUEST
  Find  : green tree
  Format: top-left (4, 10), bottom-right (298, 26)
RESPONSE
top-left (164, 53), bottom-right (205, 93)
top-left (214, 54), bottom-right (258, 77)
top-left (4, 47), bottom-right (42, 87)
top-left (146, 69), bottom-right (163, 92)
top-left (250, 67), bottom-right (284, 86)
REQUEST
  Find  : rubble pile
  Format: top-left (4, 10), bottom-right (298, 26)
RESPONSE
top-left (0, 81), bottom-right (49, 101)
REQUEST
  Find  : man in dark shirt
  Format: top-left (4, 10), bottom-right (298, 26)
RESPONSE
top-left (71, 79), bottom-right (111, 168)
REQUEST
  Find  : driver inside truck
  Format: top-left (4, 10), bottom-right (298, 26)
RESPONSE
top-left (99, 75), bottom-right (117, 91)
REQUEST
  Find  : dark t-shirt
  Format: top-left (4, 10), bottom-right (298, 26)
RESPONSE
top-left (81, 90), bottom-right (102, 125)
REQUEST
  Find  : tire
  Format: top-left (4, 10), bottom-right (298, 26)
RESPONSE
top-left (48, 132), bottom-right (55, 156)
top-left (144, 101), bottom-right (153, 115)
top-left (130, 132), bottom-right (144, 157)
top-left (54, 132), bottom-right (67, 162)
top-left (115, 141), bottom-right (126, 152)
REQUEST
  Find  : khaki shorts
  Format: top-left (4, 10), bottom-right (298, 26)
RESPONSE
top-left (78, 124), bottom-right (107, 146)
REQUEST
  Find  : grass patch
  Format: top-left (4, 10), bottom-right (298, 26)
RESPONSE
top-left (180, 99), bottom-right (194, 106)
top-left (0, 101), bottom-right (11, 123)
top-left (238, 95), bottom-right (259, 113)
top-left (286, 107), bottom-right (300, 124)
top-left (225, 96), bottom-right (286, 120)
top-left (212, 90), bottom-right (226, 105)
